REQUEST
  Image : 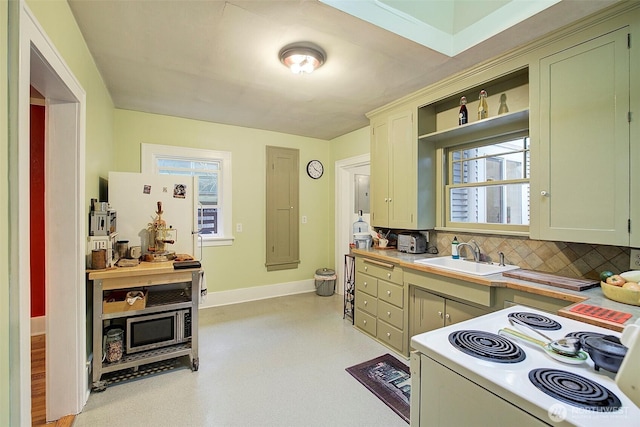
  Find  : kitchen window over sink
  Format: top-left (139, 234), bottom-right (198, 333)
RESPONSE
top-left (445, 135), bottom-right (529, 233)
top-left (142, 143), bottom-right (233, 246)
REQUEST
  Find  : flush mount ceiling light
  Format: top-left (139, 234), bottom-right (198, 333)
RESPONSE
top-left (279, 43), bottom-right (326, 74)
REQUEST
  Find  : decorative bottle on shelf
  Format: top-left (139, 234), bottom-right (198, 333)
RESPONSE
top-left (458, 96), bottom-right (468, 125)
top-left (498, 93), bottom-right (509, 115)
top-left (478, 90), bottom-right (489, 120)
top-left (452, 236), bottom-right (459, 259)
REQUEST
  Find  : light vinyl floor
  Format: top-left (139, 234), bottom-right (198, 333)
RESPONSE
top-left (74, 292), bottom-right (408, 427)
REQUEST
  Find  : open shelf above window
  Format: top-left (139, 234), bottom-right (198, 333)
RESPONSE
top-left (418, 109), bottom-right (529, 146)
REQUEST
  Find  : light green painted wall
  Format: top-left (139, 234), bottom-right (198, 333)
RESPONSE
top-left (26, 0), bottom-right (115, 205)
top-left (1, 1), bottom-right (11, 424)
top-left (113, 109), bottom-right (332, 291)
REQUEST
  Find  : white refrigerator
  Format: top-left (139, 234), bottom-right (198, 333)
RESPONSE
top-left (108, 171), bottom-right (199, 257)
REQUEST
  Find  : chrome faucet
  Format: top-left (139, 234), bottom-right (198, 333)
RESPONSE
top-left (457, 240), bottom-right (481, 262)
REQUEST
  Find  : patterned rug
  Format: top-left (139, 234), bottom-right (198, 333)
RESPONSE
top-left (346, 354), bottom-right (411, 423)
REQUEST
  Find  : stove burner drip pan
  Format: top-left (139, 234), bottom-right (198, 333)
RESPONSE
top-left (448, 330), bottom-right (526, 363)
top-left (508, 312), bottom-right (562, 330)
top-left (529, 368), bottom-right (622, 411)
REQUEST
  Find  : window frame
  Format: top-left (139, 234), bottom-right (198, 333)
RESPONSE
top-left (141, 143), bottom-right (233, 247)
top-left (440, 132), bottom-right (530, 234)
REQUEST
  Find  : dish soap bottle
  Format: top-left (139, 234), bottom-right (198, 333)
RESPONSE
top-left (458, 96), bottom-right (468, 125)
top-left (452, 236), bottom-right (459, 259)
top-left (478, 90), bottom-right (489, 120)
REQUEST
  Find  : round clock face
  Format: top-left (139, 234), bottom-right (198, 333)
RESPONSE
top-left (306, 160), bottom-right (324, 179)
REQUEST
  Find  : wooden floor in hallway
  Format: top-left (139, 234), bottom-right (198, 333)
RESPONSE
top-left (31, 334), bottom-right (74, 427)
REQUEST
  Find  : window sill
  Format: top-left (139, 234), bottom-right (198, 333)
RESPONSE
top-left (200, 236), bottom-right (235, 247)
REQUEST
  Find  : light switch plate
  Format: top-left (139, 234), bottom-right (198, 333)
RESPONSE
top-left (630, 249), bottom-right (640, 270)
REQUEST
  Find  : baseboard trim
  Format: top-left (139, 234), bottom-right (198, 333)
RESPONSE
top-left (199, 279), bottom-right (315, 309)
top-left (31, 316), bottom-right (46, 335)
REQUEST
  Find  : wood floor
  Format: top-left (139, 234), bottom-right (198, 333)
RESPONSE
top-left (31, 334), bottom-right (75, 427)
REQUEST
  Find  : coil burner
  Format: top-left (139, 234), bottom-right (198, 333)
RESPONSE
top-left (529, 368), bottom-right (622, 411)
top-left (448, 330), bottom-right (526, 363)
top-left (508, 312), bottom-right (562, 331)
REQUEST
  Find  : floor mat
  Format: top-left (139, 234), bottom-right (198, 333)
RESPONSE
top-left (346, 354), bottom-right (410, 423)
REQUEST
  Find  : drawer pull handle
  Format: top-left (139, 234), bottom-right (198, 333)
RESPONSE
top-left (363, 259), bottom-right (395, 269)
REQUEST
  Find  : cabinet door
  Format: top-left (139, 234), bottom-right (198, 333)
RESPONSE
top-left (445, 299), bottom-right (489, 326)
top-left (533, 28), bottom-right (629, 245)
top-left (412, 288), bottom-right (445, 336)
top-left (388, 110), bottom-right (416, 228)
top-left (370, 120), bottom-right (389, 227)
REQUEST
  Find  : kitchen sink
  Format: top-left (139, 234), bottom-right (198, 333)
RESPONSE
top-left (413, 256), bottom-right (520, 276)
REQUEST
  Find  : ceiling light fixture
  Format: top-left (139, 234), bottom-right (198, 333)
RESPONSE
top-left (279, 43), bottom-right (326, 74)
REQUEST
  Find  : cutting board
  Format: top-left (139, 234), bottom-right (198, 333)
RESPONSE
top-left (502, 269), bottom-right (600, 291)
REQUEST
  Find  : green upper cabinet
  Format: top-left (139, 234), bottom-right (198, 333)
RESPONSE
top-left (530, 27), bottom-right (631, 246)
top-left (370, 109), bottom-right (435, 229)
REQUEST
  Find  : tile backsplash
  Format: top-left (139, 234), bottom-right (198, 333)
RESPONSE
top-left (432, 232), bottom-right (631, 280)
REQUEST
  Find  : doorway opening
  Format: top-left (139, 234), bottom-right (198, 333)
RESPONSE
top-left (334, 154), bottom-right (370, 295)
top-left (10, 3), bottom-right (87, 424)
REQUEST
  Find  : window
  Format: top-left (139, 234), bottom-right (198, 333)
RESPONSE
top-left (445, 136), bottom-right (529, 233)
top-left (142, 143), bottom-right (233, 246)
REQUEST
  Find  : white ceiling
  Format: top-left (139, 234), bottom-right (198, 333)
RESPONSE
top-left (67, 0), bottom-right (619, 140)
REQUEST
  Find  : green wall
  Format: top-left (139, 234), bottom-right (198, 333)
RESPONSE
top-left (114, 110), bottom-right (335, 291)
top-left (26, 0), bottom-right (115, 205)
top-left (2, 1), bottom-right (11, 424)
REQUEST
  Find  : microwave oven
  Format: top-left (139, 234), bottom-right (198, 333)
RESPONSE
top-left (126, 309), bottom-right (191, 354)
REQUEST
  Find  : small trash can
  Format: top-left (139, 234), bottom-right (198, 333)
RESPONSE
top-left (315, 268), bottom-right (337, 296)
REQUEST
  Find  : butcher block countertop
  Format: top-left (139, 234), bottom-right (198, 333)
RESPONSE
top-left (352, 248), bottom-right (640, 332)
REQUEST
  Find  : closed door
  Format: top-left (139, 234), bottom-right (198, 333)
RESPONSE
top-left (412, 288), bottom-right (445, 336)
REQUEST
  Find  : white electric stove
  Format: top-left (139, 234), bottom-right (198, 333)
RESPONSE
top-left (410, 305), bottom-right (640, 427)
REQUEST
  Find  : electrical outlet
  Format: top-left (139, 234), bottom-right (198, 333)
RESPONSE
top-left (236, 223), bottom-right (243, 232)
top-left (631, 249), bottom-right (640, 270)
top-left (302, 215), bottom-right (307, 224)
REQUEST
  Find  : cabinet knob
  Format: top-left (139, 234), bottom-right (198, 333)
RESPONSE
top-left (364, 266), bottom-right (368, 271)
top-left (387, 332), bottom-right (391, 338)
top-left (384, 198), bottom-right (388, 202)
top-left (388, 198), bottom-right (392, 202)
top-left (364, 300), bottom-right (368, 306)
top-left (541, 190), bottom-right (549, 196)
top-left (446, 313), bottom-right (451, 320)
top-left (387, 311), bottom-right (391, 317)
top-left (363, 320), bottom-right (367, 325)
top-left (387, 273), bottom-right (391, 278)
top-left (364, 281), bottom-right (368, 287)
top-left (438, 311), bottom-right (443, 318)
top-left (387, 290), bottom-right (391, 296)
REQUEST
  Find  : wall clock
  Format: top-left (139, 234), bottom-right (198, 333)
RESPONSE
top-left (306, 160), bottom-right (324, 179)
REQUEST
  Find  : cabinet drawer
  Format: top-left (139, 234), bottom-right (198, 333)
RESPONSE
top-left (357, 257), bottom-right (402, 285)
top-left (356, 273), bottom-right (378, 297)
top-left (378, 299), bottom-right (403, 330)
top-left (355, 290), bottom-right (377, 316)
top-left (356, 309), bottom-right (377, 336)
top-left (377, 320), bottom-right (404, 353)
top-left (378, 281), bottom-right (403, 308)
